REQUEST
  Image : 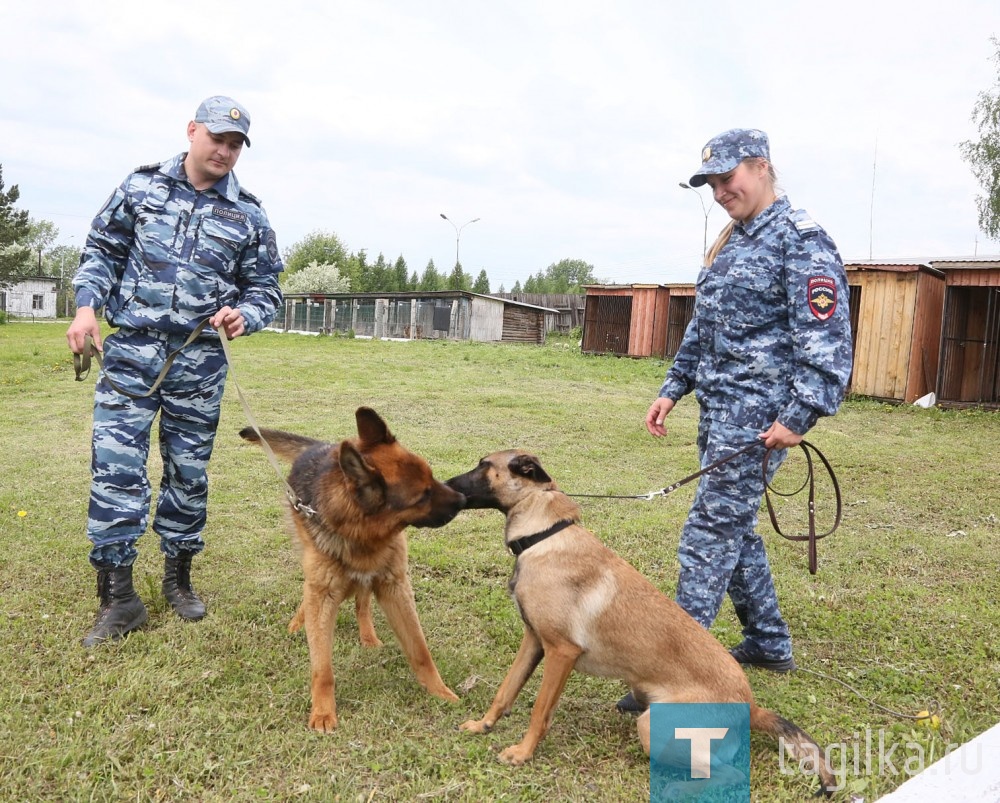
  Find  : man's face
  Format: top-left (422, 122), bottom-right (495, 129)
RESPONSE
top-left (185, 122), bottom-right (245, 187)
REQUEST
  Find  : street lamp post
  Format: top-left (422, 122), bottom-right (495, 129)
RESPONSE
top-left (59, 236), bottom-right (76, 317)
top-left (679, 182), bottom-right (711, 258)
top-left (439, 213), bottom-right (480, 268)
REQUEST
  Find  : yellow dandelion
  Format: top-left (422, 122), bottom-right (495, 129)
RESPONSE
top-left (18, 510), bottom-right (27, 518)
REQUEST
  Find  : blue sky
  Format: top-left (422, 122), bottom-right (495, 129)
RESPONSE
top-left (3, 0), bottom-right (999, 291)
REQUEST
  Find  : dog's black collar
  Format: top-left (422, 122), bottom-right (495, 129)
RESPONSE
top-left (508, 519), bottom-right (575, 556)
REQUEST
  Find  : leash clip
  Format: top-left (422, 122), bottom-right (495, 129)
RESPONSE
top-left (286, 489), bottom-right (317, 519)
top-left (639, 489), bottom-right (666, 501)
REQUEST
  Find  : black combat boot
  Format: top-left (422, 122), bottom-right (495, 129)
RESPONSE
top-left (82, 565), bottom-right (148, 648)
top-left (162, 553), bottom-right (206, 621)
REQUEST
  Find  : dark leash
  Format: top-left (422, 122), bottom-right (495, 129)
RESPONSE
top-left (568, 439), bottom-right (841, 575)
top-left (73, 318), bottom-right (317, 518)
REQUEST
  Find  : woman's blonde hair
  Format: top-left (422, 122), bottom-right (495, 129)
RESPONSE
top-left (701, 157), bottom-right (778, 267)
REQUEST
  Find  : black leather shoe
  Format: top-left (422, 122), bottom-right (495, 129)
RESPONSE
top-left (615, 691), bottom-right (647, 714)
top-left (162, 554), bottom-right (207, 621)
top-left (82, 566), bottom-right (148, 648)
top-left (729, 643), bottom-right (797, 673)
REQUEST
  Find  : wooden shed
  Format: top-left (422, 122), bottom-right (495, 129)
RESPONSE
top-left (581, 284), bottom-right (695, 358)
top-left (844, 260), bottom-right (945, 404)
top-left (931, 257), bottom-right (1000, 408)
top-left (663, 283), bottom-right (696, 358)
top-left (1, 276), bottom-right (58, 319)
top-left (274, 291), bottom-right (556, 345)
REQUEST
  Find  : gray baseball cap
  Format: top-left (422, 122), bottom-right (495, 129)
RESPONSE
top-left (688, 128), bottom-right (769, 187)
top-left (194, 95), bottom-right (251, 147)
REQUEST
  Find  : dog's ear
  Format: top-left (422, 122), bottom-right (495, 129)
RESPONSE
top-left (339, 440), bottom-right (386, 512)
top-left (508, 453), bottom-right (552, 484)
top-left (356, 407), bottom-right (396, 447)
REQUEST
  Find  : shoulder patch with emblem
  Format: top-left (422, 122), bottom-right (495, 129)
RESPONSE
top-left (265, 229), bottom-right (280, 263)
top-left (807, 276), bottom-right (837, 321)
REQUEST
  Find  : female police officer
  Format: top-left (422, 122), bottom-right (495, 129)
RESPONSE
top-left (620, 128), bottom-right (852, 711)
top-left (67, 96), bottom-right (283, 647)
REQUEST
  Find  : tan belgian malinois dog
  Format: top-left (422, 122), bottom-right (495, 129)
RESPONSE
top-left (446, 450), bottom-right (834, 795)
top-left (240, 407), bottom-right (464, 732)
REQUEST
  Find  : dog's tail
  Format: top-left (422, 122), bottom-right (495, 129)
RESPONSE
top-left (238, 427), bottom-right (323, 462)
top-left (750, 705), bottom-right (835, 796)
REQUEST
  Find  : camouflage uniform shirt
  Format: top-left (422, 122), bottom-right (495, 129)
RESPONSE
top-left (660, 196), bottom-right (853, 434)
top-left (73, 152), bottom-right (283, 335)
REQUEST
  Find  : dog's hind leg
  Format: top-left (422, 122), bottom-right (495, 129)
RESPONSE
top-left (460, 628), bottom-right (545, 736)
top-left (497, 639), bottom-right (582, 765)
top-left (355, 588), bottom-right (383, 647)
top-left (373, 574), bottom-right (458, 702)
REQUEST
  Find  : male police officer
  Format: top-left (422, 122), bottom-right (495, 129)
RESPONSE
top-left (67, 96), bottom-right (283, 647)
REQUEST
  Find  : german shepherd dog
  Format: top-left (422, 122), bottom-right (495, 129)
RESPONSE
top-left (240, 407), bottom-right (464, 732)
top-left (446, 450), bottom-right (835, 795)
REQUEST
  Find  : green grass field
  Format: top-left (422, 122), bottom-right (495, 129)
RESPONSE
top-left (1, 321), bottom-right (997, 801)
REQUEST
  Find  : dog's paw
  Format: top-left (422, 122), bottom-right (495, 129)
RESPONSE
top-left (459, 718), bottom-right (492, 734)
top-left (427, 684), bottom-right (459, 703)
top-left (498, 744), bottom-right (533, 766)
top-left (308, 712), bottom-right (338, 733)
top-left (287, 609), bottom-right (304, 634)
top-left (358, 631), bottom-right (383, 648)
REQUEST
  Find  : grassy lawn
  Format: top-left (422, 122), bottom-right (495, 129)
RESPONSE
top-left (1, 321), bottom-right (997, 802)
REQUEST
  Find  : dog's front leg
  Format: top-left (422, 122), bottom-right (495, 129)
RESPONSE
top-left (460, 628), bottom-right (544, 735)
top-left (301, 581), bottom-right (346, 733)
top-left (374, 574), bottom-right (458, 702)
top-left (498, 640), bottom-right (581, 766)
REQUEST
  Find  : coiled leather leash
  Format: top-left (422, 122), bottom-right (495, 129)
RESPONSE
top-left (570, 439), bottom-right (842, 574)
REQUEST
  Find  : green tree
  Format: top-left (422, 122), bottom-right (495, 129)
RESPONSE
top-left (282, 230), bottom-right (349, 278)
top-left (0, 165), bottom-right (32, 288)
top-left (961, 36), bottom-right (1000, 240)
top-left (446, 261), bottom-right (471, 291)
top-left (368, 252), bottom-right (391, 291)
top-left (392, 256), bottom-right (409, 291)
top-left (419, 259), bottom-right (442, 291)
top-left (539, 258), bottom-right (597, 293)
top-left (282, 261), bottom-right (350, 294)
top-left (343, 249), bottom-right (369, 292)
top-left (472, 269), bottom-right (490, 294)
top-left (23, 218), bottom-right (59, 273)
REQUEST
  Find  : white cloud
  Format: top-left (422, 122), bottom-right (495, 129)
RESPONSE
top-left (2, 0), bottom-right (999, 293)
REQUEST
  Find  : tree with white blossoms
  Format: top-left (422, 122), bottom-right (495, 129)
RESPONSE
top-left (282, 260), bottom-right (350, 294)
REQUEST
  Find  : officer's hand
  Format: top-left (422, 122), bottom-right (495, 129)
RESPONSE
top-left (210, 306), bottom-right (246, 340)
top-left (645, 397), bottom-right (675, 437)
top-left (759, 421), bottom-right (802, 450)
top-left (67, 307), bottom-right (101, 354)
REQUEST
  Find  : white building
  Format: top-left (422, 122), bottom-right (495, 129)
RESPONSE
top-left (1, 276), bottom-right (58, 318)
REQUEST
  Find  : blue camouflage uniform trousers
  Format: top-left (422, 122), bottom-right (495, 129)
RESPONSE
top-left (675, 417), bottom-right (791, 660)
top-left (87, 328), bottom-right (227, 568)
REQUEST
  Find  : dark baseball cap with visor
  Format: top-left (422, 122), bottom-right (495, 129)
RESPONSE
top-left (194, 95), bottom-right (251, 147)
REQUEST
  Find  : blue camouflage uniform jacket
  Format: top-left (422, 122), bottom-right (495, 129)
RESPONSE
top-left (659, 196), bottom-right (853, 435)
top-left (73, 152), bottom-right (283, 336)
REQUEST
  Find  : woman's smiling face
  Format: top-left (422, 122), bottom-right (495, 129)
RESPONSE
top-left (706, 159), bottom-right (774, 224)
